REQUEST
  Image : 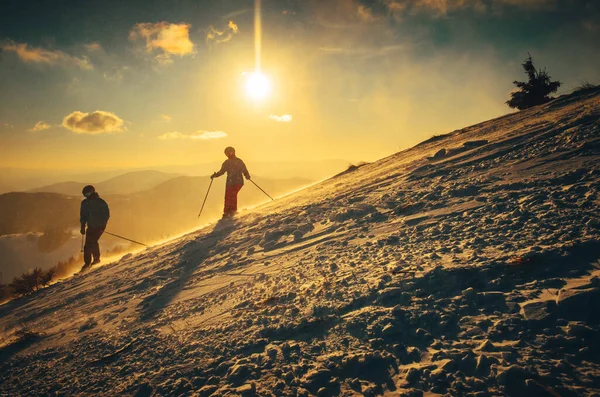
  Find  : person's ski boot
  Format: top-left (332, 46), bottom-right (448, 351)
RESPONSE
top-left (80, 263), bottom-right (91, 273)
top-left (91, 258), bottom-right (101, 265)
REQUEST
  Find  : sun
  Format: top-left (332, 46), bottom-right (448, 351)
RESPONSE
top-left (245, 72), bottom-right (271, 101)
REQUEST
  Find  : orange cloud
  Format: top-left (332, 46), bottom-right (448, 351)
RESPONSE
top-left (158, 130), bottom-right (227, 140)
top-left (228, 20), bottom-right (239, 34)
top-left (129, 22), bottom-right (195, 64)
top-left (62, 111), bottom-right (125, 134)
top-left (1, 40), bottom-right (93, 70)
top-left (28, 121), bottom-right (52, 131)
top-left (206, 20), bottom-right (239, 44)
top-left (357, 5), bottom-right (380, 22)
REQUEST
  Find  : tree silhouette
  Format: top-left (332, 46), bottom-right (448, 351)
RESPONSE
top-left (10, 267), bottom-right (55, 296)
top-left (506, 54), bottom-right (561, 110)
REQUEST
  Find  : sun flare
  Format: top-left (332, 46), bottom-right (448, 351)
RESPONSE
top-left (245, 72), bottom-right (271, 101)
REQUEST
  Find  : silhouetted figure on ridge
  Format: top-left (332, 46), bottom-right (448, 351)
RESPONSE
top-left (211, 146), bottom-right (251, 218)
top-left (80, 185), bottom-right (110, 272)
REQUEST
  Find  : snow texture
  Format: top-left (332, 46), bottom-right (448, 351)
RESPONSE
top-left (1, 89), bottom-right (600, 396)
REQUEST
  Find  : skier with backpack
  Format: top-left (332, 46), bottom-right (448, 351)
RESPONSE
top-left (80, 185), bottom-right (110, 272)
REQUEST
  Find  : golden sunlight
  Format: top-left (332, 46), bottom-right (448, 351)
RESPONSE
top-left (245, 71), bottom-right (271, 100)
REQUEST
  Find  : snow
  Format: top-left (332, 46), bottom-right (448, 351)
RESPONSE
top-left (1, 88), bottom-right (600, 396)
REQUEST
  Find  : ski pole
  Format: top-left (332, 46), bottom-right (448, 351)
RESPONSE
top-left (81, 234), bottom-right (85, 252)
top-left (104, 231), bottom-right (148, 247)
top-left (250, 179), bottom-right (274, 201)
top-left (198, 178), bottom-right (214, 218)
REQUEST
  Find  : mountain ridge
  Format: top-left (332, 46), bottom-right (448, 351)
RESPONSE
top-left (0, 159), bottom-right (350, 194)
top-left (29, 170), bottom-right (183, 196)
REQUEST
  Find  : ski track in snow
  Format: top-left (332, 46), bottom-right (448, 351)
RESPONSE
top-left (1, 89), bottom-right (600, 396)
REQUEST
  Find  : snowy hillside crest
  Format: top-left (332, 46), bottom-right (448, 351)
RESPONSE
top-left (1, 88), bottom-right (600, 396)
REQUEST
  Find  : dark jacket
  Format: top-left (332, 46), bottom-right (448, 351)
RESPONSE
top-left (80, 192), bottom-right (110, 229)
top-left (214, 156), bottom-right (250, 186)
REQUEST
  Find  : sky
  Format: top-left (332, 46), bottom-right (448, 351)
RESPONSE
top-left (0, 0), bottom-right (598, 171)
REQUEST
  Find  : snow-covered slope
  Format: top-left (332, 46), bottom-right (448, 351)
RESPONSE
top-left (1, 89), bottom-right (599, 396)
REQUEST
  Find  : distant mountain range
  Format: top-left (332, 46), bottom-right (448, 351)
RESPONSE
top-left (0, 159), bottom-right (350, 194)
top-left (29, 170), bottom-right (182, 196)
top-left (155, 159), bottom-right (352, 180)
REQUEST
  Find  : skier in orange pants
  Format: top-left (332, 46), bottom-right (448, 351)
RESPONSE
top-left (211, 147), bottom-right (251, 218)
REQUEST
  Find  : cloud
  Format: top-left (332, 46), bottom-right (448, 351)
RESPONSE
top-left (229, 20), bottom-right (239, 34)
top-left (494, 0), bottom-right (556, 9)
top-left (28, 121), bottom-right (52, 131)
top-left (1, 40), bottom-right (93, 70)
top-left (193, 130), bottom-right (227, 139)
top-left (160, 114), bottom-right (172, 121)
top-left (157, 131), bottom-right (186, 140)
top-left (85, 42), bottom-right (103, 52)
top-left (62, 111), bottom-right (125, 134)
top-left (129, 22), bottom-right (195, 64)
top-left (299, 0), bottom-right (559, 29)
top-left (364, 0), bottom-right (480, 17)
top-left (269, 114), bottom-right (293, 122)
top-left (158, 130), bottom-right (227, 140)
top-left (356, 0), bottom-right (557, 19)
top-left (206, 20), bottom-right (239, 44)
top-left (357, 4), bottom-right (380, 22)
